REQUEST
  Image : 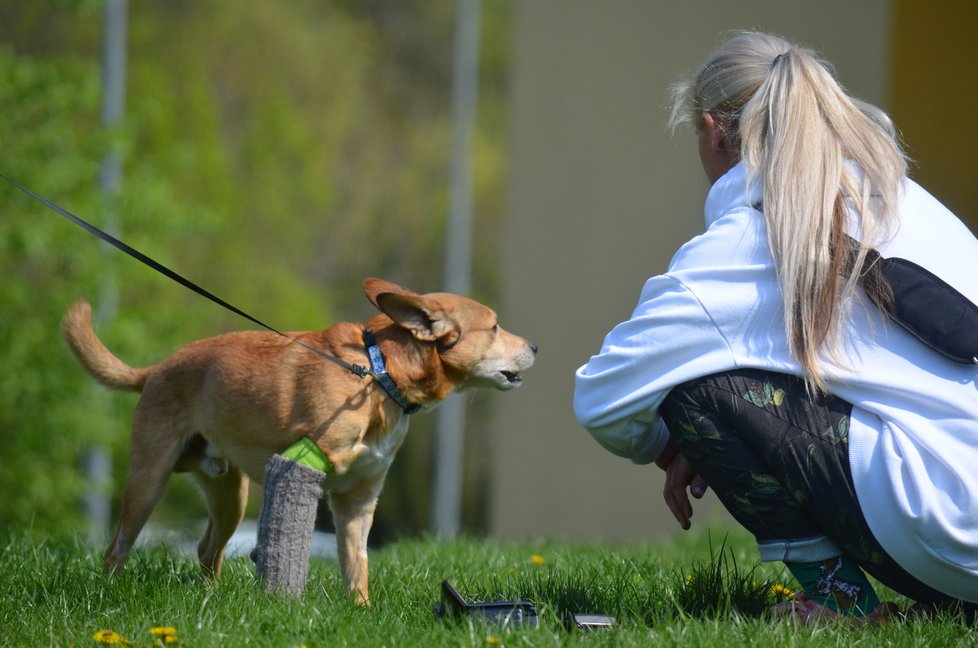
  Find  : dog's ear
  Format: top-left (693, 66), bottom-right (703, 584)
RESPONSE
top-left (376, 296), bottom-right (459, 344)
top-left (363, 277), bottom-right (416, 309)
top-left (364, 277), bottom-right (460, 343)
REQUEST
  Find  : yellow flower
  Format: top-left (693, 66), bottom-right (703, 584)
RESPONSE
top-left (149, 627), bottom-right (179, 645)
top-left (93, 630), bottom-right (128, 645)
top-left (770, 583), bottom-right (796, 598)
top-left (487, 636), bottom-right (502, 645)
top-left (529, 554), bottom-right (546, 566)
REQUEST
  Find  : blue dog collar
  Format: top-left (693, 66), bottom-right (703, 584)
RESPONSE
top-left (363, 330), bottom-right (421, 415)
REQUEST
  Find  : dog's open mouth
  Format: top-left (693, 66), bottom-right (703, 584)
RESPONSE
top-left (501, 371), bottom-right (523, 386)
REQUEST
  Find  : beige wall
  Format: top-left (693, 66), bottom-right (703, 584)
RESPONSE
top-left (490, 1), bottom-right (891, 541)
top-left (888, 0), bottom-right (978, 231)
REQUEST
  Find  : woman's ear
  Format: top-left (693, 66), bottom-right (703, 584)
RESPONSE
top-left (703, 112), bottom-right (727, 151)
top-left (699, 111), bottom-right (739, 184)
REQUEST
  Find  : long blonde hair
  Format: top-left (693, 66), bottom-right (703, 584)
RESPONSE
top-left (670, 32), bottom-right (907, 388)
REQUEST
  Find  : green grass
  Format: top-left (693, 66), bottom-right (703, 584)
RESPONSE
top-left (1, 527), bottom-right (974, 647)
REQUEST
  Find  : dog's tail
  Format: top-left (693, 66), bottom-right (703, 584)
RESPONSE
top-left (61, 299), bottom-right (154, 392)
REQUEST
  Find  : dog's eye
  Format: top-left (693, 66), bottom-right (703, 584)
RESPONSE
top-left (491, 324), bottom-right (499, 334)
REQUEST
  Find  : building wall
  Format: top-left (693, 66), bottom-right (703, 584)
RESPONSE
top-left (888, 0), bottom-right (977, 231)
top-left (490, 1), bottom-right (893, 541)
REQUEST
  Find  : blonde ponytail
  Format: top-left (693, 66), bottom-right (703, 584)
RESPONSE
top-left (671, 32), bottom-right (907, 389)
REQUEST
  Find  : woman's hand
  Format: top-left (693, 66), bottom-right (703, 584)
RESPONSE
top-left (662, 451), bottom-right (709, 530)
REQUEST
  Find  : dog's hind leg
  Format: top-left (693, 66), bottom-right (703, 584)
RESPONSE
top-left (104, 438), bottom-right (183, 574)
top-left (193, 465), bottom-right (249, 578)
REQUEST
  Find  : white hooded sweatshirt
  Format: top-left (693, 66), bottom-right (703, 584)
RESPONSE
top-left (574, 161), bottom-right (978, 602)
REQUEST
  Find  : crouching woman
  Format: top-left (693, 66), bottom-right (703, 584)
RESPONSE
top-left (574, 31), bottom-right (978, 622)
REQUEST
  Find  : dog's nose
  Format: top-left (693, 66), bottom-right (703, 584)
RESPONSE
top-left (529, 341), bottom-right (538, 355)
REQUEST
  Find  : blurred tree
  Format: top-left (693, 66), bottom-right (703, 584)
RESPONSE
top-left (0, 45), bottom-right (105, 533)
top-left (0, 0), bottom-right (511, 543)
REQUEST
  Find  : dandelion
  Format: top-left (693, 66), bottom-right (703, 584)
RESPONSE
top-left (149, 626), bottom-right (179, 645)
top-left (487, 635), bottom-right (502, 645)
top-left (770, 583), bottom-right (796, 599)
top-left (529, 554), bottom-right (546, 566)
top-left (92, 630), bottom-right (128, 645)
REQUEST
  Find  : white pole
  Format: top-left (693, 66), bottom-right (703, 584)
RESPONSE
top-left (86, 0), bottom-right (127, 547)
top-left (433, 0), bottom-right (481, 539)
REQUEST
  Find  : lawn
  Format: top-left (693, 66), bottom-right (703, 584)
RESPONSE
top-left (1, 526), bottom-right (973, 647)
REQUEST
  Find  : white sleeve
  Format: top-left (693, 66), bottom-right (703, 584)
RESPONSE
top-left (573, 274), bottom-right (735, 464)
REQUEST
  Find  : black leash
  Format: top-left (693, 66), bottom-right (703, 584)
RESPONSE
top-left (2, 174), bottom-right (383, 381)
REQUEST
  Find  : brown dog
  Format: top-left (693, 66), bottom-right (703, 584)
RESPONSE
top-left (62, 278), bottom-right (536, 604)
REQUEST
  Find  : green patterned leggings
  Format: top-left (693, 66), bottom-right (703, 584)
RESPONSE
top-left (659, 368), bottom-right (964, 607)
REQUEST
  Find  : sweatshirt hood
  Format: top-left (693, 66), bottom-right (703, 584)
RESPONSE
top-left (703, 161), bottom-right (762, 228)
